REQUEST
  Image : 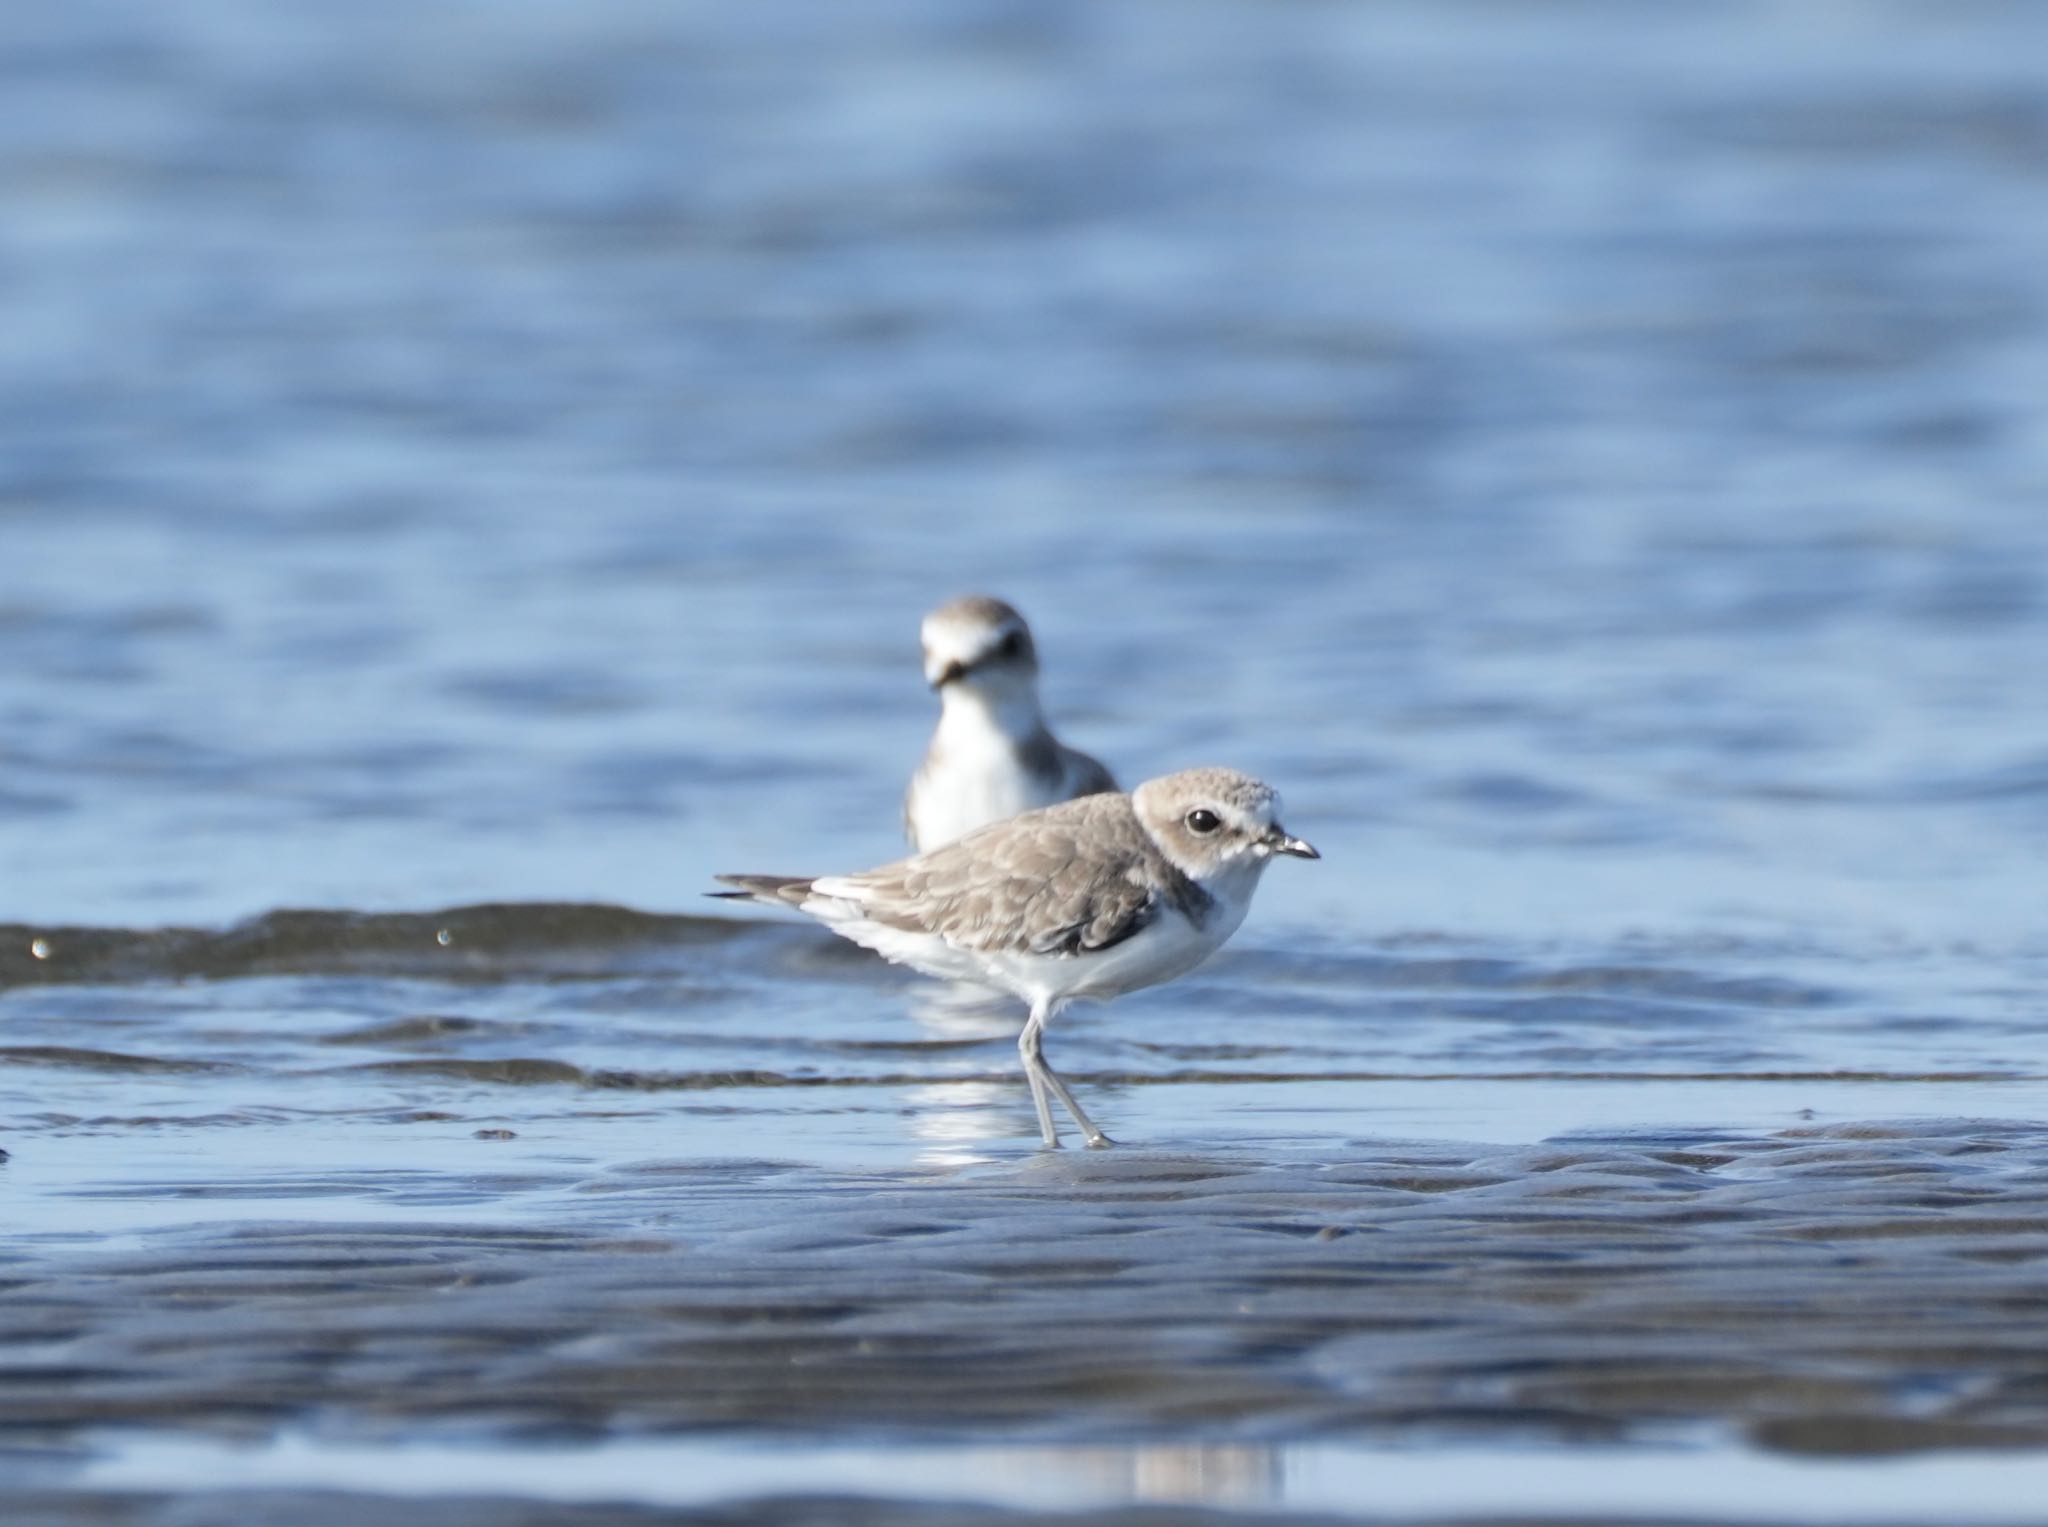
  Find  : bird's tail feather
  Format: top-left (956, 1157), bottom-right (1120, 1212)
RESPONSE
top-left (709, 874), bottom-right (816, 908)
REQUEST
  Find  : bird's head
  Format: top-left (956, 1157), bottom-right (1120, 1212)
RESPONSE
top-left (1134, 767), bottom-right (1319, 883)
top-left (921, 595), bottom-right (1041, 697)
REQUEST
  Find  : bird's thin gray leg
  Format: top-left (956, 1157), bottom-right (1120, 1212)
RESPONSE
top-left (1039, 1058), bottom-right (1114, 1149)
top-left (1018, 1007), bottom-right (1060, 1148)
top-left (1022, 1001), bottom-right (1113, 1149)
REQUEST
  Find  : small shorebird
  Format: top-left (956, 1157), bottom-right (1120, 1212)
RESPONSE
top-left (904, 595), bottom-right (1116, 852)
top-left (716, 767), bottom-right (1317, 1148)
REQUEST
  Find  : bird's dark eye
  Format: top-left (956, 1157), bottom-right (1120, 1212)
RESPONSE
top-left (996, 631), bottom-right (1024, 660)
top-left (1185, 808), bottom-right (1221, 835)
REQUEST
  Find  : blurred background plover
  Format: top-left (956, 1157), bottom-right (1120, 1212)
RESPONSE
top-left (904, 595), bottom-right (1117, 851)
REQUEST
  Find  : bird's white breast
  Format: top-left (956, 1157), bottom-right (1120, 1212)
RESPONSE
top-left (909, 716), bottom-right (1064, 851)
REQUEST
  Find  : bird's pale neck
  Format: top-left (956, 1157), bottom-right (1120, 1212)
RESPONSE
top-left (1202, 851), bottom-right (1271, 904)
top-left (935, 673), bottom-right (1048, 750)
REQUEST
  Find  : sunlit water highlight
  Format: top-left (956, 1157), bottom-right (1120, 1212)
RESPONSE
top-left (67, 1433), bottom-right (2048, 1522)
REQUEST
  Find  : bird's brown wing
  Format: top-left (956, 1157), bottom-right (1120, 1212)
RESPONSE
top-left (837, 793), bottom-right (1159, 957)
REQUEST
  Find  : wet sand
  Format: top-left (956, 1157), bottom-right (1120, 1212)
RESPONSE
top-left (9, 1098), bottom-right (2048, 1522)
top-left (14, 1121), bottom-right (2048, 1447)
top-left (6, 904), bottom-right (2048, 1521)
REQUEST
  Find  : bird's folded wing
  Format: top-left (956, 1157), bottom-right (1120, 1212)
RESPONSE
top-left (843, 796), bottom-right (1157, 957)
top-left (1062, 744), bottom-right (1120, 798)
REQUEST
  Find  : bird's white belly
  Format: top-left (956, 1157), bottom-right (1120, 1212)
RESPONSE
top-left (1056, 895), bottom-right (1249, 1003)
top-left (809, 892), bottom-right (1247, 1009)
top-left (965, 892), bottom-right (1250, 1010)
top-left (810, 857), bottom-right (1266, 1017)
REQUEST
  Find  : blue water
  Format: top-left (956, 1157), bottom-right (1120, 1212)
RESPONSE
top-left (7, 0), bottom-right (2047, 946)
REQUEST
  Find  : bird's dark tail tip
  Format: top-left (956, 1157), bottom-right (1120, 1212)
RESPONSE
top-left (709, 874), bottom-right (815, 908)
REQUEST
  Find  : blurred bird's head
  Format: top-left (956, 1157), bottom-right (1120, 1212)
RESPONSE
top-left (921, 595), bottom-right (1041, 696)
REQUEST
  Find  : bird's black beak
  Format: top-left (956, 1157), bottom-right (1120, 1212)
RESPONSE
top-left (1268, 827), bottom-right (1319, 859)
top-left (928, 638), bottom-right (1030, 691)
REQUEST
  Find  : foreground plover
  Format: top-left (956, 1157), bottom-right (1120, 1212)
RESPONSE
top-left (716, 767), bottom-right (1317, 1148)
top-left (904, 596), bottom-right (1117, 852)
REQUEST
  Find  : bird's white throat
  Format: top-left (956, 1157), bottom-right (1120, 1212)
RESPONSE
top-left (934, 673), bottom-right (1046, 750)
top-left (1188, 850), bottom-right (1269, 921)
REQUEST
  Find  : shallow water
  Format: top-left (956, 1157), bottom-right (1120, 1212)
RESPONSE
top-left (5, 0), bottom-right (2048, 1522)
top-left (61, 1433), bottom-right (2048, 1521)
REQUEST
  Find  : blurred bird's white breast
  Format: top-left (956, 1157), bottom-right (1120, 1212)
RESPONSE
top-left (908, 731), bottom-right (1063, 850)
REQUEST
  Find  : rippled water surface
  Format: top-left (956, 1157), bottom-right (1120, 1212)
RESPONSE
top-left (4, 1), bottom-right (2048, 1522)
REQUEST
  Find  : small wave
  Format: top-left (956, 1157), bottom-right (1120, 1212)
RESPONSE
top-left (0, 902), bottom-right (759, 989)
top-left (338, 1060), bottom-right (886, 1089)
top-left (319, 1015), bottom-right (493, 1047)
top-left (345, 1058), bottom-right (599, 1087)
top-left (324, 1062), bottom-right (2033, 1092)
top-left (0, 1046), bottom-right (236, 1075)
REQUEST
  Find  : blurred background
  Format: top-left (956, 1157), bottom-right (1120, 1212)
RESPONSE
top-left (6, 3), bottom-right (2048, 1521)
top-left (7, 0), bottom-right (2045, 942)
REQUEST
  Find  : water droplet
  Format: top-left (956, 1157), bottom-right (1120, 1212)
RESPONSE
top-left (435, 928), bottom-right (453, 947)
top-left (29, 938), bottom-right (50, 960)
